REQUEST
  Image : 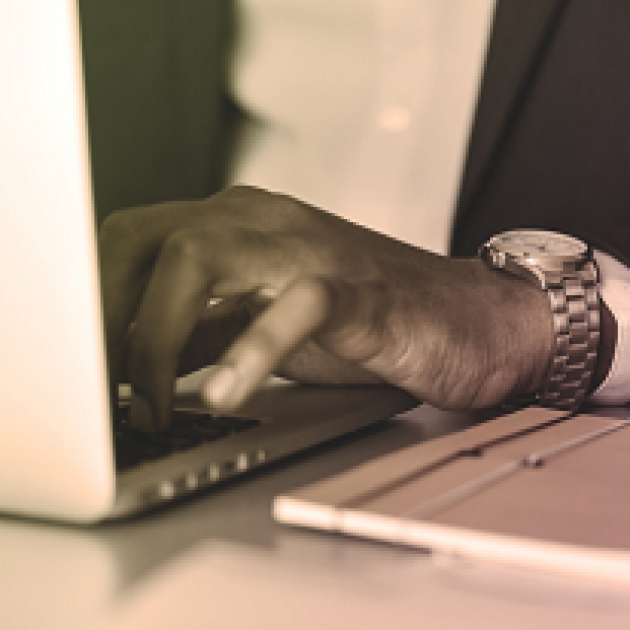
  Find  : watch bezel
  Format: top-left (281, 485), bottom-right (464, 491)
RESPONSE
top-left (482, 229), bottom-right (588, 262)
top-left (479, 229), bottom-right (591, 288)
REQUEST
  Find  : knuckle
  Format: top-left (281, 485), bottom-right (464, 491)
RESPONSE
top-left (160, 228), bottom-right (207, 266)
top-left (98, 211), bottom-right (132, 251)
top-left (295, 275), bottom-right (333, 313)
top-left (224, 183), bottom-right (261, 198)
top-left (272, 192), bottom-right (312, 222)
top-left (212, 185), bottom-right (267, 218)
top-left (98, 206), bottom-right (152, 254)
top-left (216, 185), bottom-right (314, 229)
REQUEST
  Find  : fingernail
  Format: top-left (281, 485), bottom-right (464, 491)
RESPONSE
top-left (130, 393), bottom-right (155, 431)
top-left (202, 365), bottom-right (237, 408)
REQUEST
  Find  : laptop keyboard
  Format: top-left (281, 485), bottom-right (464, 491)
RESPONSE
top-left (113, 407), bottom-right (261, 471)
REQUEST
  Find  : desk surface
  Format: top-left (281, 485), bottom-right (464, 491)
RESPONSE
top-left (2, 404), bottom-right (629, 630)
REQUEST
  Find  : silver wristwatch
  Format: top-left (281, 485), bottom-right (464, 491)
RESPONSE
top-left (479, 229), bottom-right (600, 411)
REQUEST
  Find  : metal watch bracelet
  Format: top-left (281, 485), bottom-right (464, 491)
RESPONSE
top-left (538, 262), bottom-right (600, 411)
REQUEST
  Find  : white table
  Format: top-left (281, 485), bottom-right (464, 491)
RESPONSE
top-left (2, 404), bottom-right (629, 630)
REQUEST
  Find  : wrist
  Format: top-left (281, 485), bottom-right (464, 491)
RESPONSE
top-left (478, 259), bottom-right (555, 399)
top-left (479, 229), bottom-right (601, 411)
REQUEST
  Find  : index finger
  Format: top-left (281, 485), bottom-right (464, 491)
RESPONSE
top-left (201, 276), bottom-right (333, 412)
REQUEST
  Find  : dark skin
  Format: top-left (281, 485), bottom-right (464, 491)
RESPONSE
top-left (100, 185), bottom-right (562, 432)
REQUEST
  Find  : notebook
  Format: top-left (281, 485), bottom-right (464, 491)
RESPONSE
top-left (0, 0), bottom-right (415, 524)
top-left (274, 406), bottom-right (630, 585)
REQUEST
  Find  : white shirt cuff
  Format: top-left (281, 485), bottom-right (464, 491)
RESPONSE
top-left (588, 250), bottom-right (630, 405)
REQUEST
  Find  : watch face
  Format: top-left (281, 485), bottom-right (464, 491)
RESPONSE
top-left (490, 229), bottom-right (587, 259)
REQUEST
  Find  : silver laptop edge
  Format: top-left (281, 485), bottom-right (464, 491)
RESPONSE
top-left (0, 0), bottom-right (114, 522)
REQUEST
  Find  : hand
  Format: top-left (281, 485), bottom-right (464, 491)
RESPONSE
top-left (99, 185), bottom-right (554, 431)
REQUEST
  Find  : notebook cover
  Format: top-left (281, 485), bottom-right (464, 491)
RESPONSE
top-left (274, 407), bottom-right (630, 584)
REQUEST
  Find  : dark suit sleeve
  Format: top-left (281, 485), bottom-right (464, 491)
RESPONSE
top-left (451, 0), bottom-right (630, 269)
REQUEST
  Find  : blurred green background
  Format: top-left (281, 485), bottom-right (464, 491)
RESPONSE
top-left (79, 1), bottom-right (241, 224)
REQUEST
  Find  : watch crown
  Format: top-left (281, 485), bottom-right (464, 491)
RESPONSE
top-left (491, 251), bottom-right (506, 268)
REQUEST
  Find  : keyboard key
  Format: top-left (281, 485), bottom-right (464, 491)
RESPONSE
top-left (113, 408), bottom-right (261, 471)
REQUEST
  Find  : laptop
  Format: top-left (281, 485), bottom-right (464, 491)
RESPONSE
top-left (0, 0), bottom-right (416, 524)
